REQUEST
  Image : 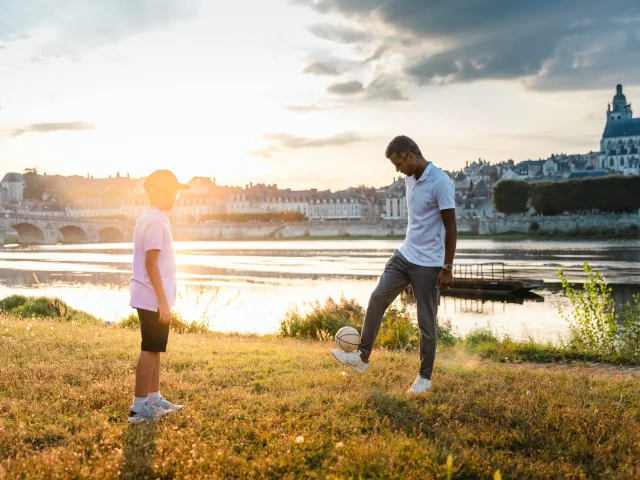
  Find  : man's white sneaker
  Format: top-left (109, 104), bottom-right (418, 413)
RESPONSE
top-left (407, 375), bottom-right (433, 394)
top-left (128, 401), bottom-right (170, 424)
top-left (155, 397), bottom-right (183, 411)
top-left (332, 350), bottom-right (369, 374)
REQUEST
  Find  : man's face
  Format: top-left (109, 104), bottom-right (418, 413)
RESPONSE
top-left (389, 152), bottom-right (414, 176)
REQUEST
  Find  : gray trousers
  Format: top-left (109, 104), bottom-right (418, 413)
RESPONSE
top-left (359, 251), bottom-right (440, 380)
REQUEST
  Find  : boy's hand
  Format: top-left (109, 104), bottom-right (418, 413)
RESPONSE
top-left (159, 303), bottom-right (172, 324)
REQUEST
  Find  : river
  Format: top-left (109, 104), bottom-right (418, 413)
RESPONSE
top-left (1, 239), bottom-right (639, 341)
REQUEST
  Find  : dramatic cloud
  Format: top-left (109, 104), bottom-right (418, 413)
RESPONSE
top-left (0, 0), bottom-right (202, 57)
top-left (303, 61), bottom-right (342, 76)
top-left (307, 23), bottom-right (371, 44)
top-left (295, 0), bottom-right (640, 90)
top-left (365, 75), bottom-right (408, 101)
top-left (11, 121), bottom-right (96, 137)
top-left (327, 80), bottom-right (364, 95)
top-left (253, 132), bottom-right (366, 157)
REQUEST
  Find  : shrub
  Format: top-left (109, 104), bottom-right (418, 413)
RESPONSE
top-left (529, 221), bottom-right (541, 232)
top-left (279, 296), bottom-right (458, 350)
top-left (558, 263), bottom-right (640, 362)
top-left (119, 311), bottom-right (210, 334)
top-left (619, 294), bottom-right (640, 361)
top-left (279, 296), bottom-right (364, 339)
top-left (0, 295), bottom-right (100, 324)
top-left (558, 263), bottom-right (619, 358)
top-left (376, 303), bottom-right (418, 351)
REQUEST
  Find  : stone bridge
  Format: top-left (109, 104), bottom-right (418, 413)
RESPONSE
top-left (0, 214), bottom-right (135, 245)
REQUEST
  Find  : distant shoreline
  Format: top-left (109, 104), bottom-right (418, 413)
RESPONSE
top-left (3, 227), bottom-right (639, 246)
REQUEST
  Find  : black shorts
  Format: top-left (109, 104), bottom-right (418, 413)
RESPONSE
top-left (137, 308), bottom-right (170, 353)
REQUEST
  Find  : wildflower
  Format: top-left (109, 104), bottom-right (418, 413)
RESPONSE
top-left (335, 442), bottom-right (344, 449)
top-left (295, 436), bottom-right (304, 444)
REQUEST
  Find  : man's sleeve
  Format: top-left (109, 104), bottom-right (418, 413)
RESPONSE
top-left (436, 178), bottom-right (456, 211)
top-left (142, 219), bottom-right (164, 251)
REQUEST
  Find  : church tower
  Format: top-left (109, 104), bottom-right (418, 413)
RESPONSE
top-left (607, 84), bottom-right (632, 122)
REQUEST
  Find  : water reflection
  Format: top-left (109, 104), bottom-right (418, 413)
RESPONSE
top-left (0, 239), bottom-right (639, 340)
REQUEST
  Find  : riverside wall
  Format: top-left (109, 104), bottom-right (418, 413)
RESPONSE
top-left (171, 220), bottom-right (410, 240)
top-left (170, 213), bottom-right (638, 240)
top-left (477, 213), bottom-right (639, 235)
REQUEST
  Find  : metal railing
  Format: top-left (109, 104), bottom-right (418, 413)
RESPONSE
top-left (454, 262), bottom-right (506, 279)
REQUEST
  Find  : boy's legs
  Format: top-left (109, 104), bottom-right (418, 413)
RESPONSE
top-left (149, 353), bottom-right (161, 394)
top-left (135, 351), bottom-right (159, 398)
top-left (408, 266), bottom-right (440, 380)
top-left (359, 252), bottom-right (412, 360)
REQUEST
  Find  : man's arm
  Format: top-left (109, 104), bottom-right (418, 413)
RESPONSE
top-left (145, 249), bottom-right (172, 324)
top-left (437, 208), bottom-right (457, 290)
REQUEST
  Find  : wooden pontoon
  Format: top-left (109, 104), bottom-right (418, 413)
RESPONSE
top-left (450, 262), bottom-right (544, 295)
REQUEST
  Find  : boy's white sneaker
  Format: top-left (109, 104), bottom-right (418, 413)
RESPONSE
top-left (128, 401), bottom-right (170, 424)
top-left (332, 350), bottom-right (370, 374)
top-left (407, 375), bottom-right (433, 394)
top-left (155, 396), bottom-right (183, 411)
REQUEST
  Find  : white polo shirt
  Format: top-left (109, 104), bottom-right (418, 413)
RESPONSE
top-left (399, 163), bottom-right (456, 267)
top-left (130, 207), bottom-right (178, 311)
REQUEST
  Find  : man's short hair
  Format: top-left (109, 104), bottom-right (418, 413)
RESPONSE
top-left (385, 135), bottom-right (422, 159)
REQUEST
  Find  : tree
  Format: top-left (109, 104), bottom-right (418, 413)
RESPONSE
top-left (22, 168), bottom-right (46, 201)
top-left (492, 180), bottom-right (531, 214)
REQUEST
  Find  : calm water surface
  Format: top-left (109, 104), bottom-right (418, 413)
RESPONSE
top-left (1, 239), bottom-right (639, 341)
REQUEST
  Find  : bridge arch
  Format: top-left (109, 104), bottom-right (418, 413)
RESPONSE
top-left (99, 226), bottom-right (124, 243)
top-left (59, 225), bottom-right (88, 244)
top-left (11, 223), bottom-right (45, 244)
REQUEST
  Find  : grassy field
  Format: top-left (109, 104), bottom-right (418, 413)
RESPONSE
top-left (1, 315), bottom-right (640, 479)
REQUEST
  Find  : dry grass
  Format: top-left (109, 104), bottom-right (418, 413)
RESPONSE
top-left (1, 314), bottom-right (640, 479)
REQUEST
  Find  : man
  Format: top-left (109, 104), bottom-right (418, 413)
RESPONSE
top-left (128, 169), bottom-right (191, 423)
top-left (333, 136), bottom-right (457, 394)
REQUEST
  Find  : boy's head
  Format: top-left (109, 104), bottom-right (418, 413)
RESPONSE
top-left (143, 170), bottom-right (190, 211)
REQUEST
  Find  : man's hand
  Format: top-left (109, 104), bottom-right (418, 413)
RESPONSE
top-left (437, 269), bottom-right (454, 291)
top-left (158, 302), bottom-right (172, 324)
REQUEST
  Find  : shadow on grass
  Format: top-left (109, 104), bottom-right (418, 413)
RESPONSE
top-left (367, 390), bottom-right (429, 436)
top-left (119, 422), bottom-right (159, 480)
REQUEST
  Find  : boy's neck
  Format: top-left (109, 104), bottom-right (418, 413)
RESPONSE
top-left (149, 201), bottom-right (165, 211)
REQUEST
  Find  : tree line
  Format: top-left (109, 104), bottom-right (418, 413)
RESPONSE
top-left (493, 176), bottom-right (640, 215)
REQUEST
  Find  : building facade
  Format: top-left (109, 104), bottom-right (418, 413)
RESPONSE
top-left (598, 84), bottom-right (640, 175)
top-left (1, 173), bottom-right (26, 203)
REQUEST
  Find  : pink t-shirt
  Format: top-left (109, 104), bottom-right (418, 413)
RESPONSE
top-left (129, 207), bottom-right (177, 311)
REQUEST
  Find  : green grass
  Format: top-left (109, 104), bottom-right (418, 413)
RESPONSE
top-left (463, 328), bottom-right (640, 365)
top-left (1, 315), bottom-right (640, 479)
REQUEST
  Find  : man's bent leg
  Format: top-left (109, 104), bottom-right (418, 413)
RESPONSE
top-left (359, 252), bottom-right (411, 359)
top-left (409, 266), bottom-right (440, 380)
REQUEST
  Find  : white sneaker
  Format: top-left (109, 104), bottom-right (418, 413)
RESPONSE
top-left (155, 396), bottom-right (183, 411)
top-left (332, 350), bottom-right (370, 374)
top-left (407, 375), bottom-right (433, 394)
top-left (128, 401), bottom-right (170, 424)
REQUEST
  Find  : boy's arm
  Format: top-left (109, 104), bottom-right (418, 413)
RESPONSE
top-left (145, 249), bottom-right (172, 324)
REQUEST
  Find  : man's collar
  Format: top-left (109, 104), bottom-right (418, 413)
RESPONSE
top-left (415, 162), bottom-right (433, 182)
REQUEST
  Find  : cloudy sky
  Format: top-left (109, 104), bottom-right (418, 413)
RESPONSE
top-left (1, 0), bottom-right (639, 189)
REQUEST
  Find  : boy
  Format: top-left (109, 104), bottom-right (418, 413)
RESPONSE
top-left (128, 169), bottom-right (190, 423)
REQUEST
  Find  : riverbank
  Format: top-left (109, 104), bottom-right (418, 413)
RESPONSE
top-left (1, 314), bottom-right (639, 479)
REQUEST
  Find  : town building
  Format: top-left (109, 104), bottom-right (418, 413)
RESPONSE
top-left (599, 84), bottom-right (640, 175)
top-left (379, 177), bottom-right (408, 220)
top-left (1, 173), bottom-right (26, 203)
